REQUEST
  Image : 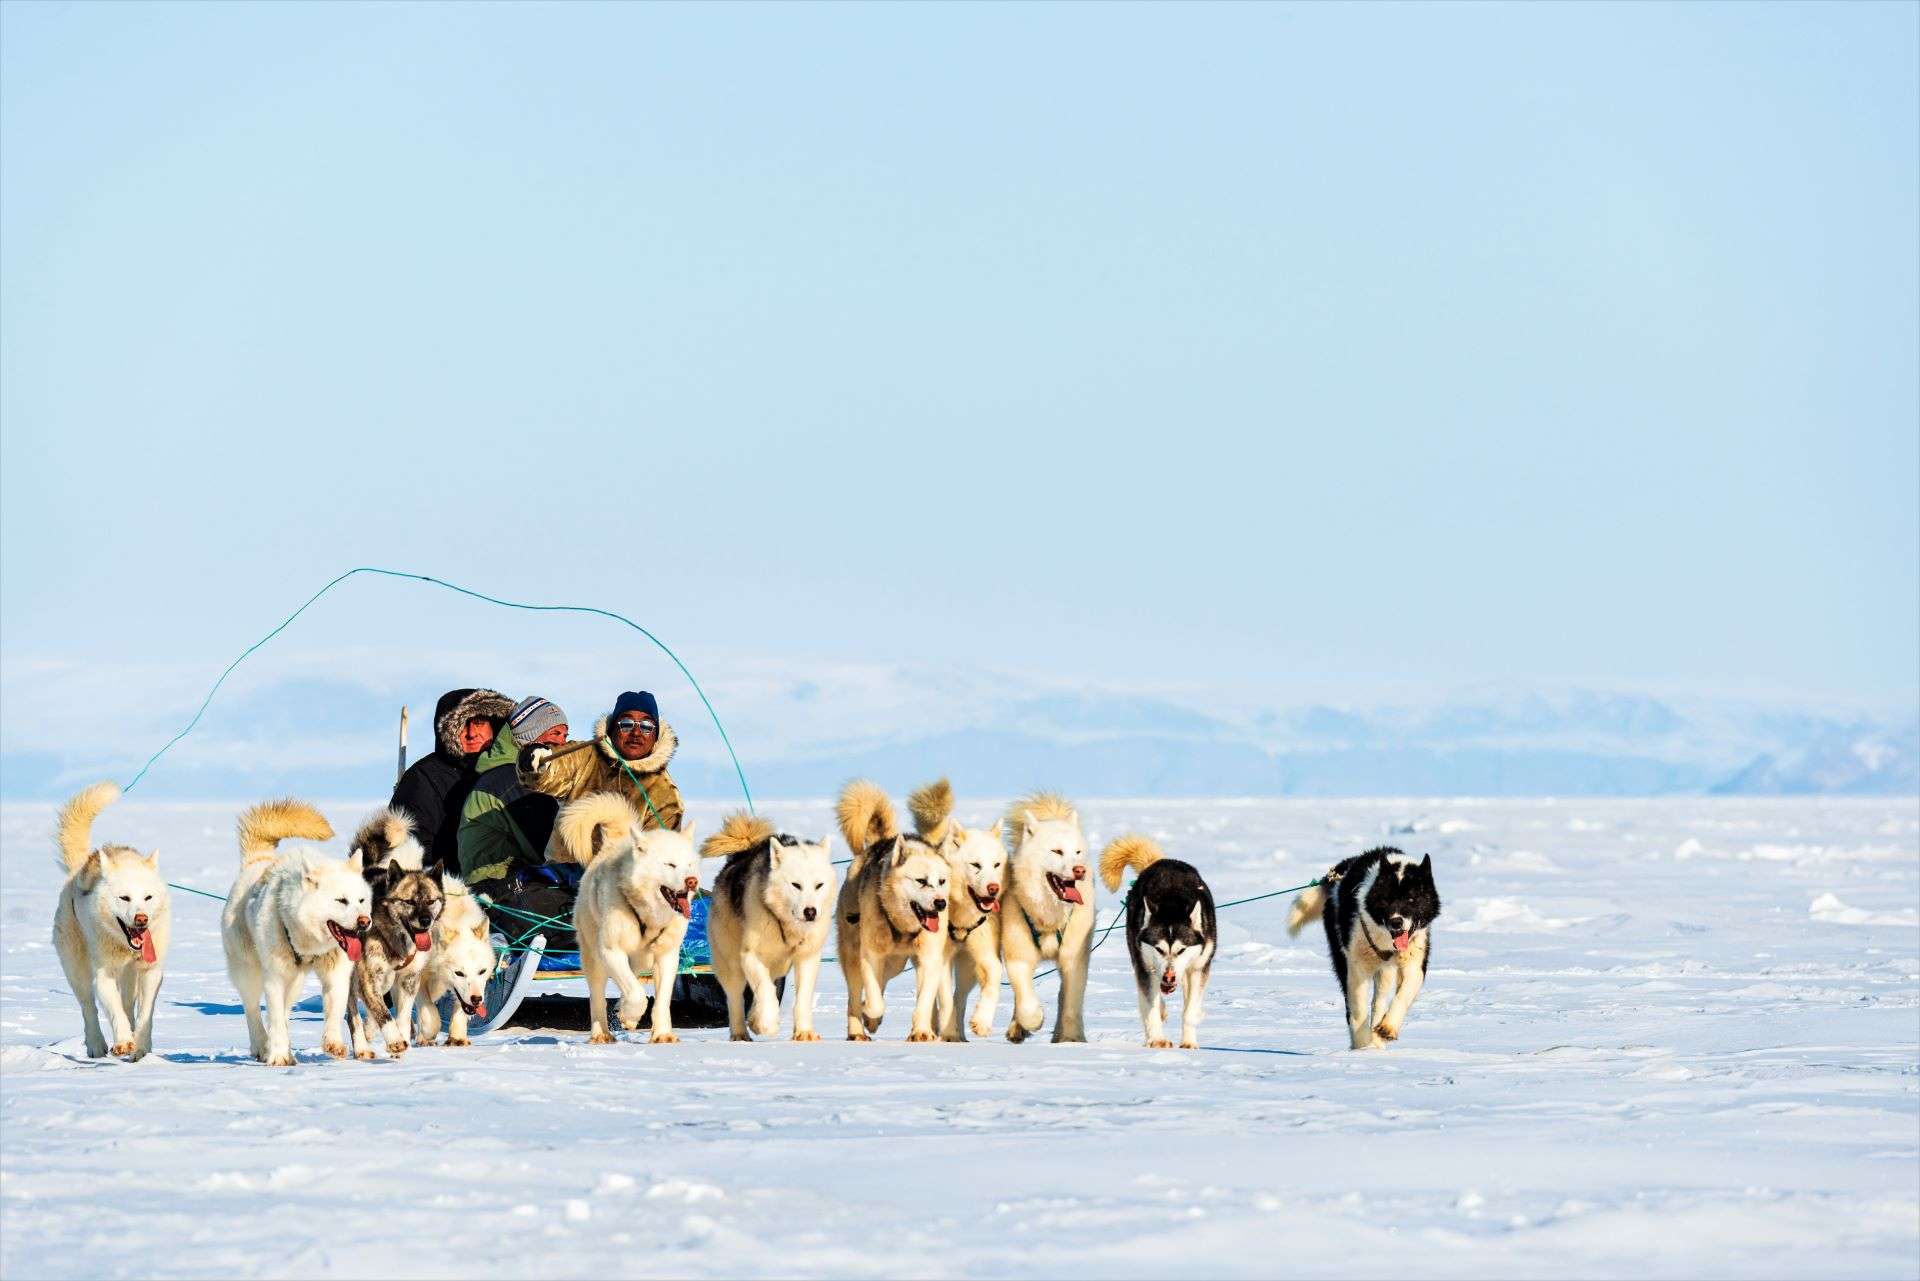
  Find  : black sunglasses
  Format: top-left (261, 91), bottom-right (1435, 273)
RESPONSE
top-left (613, 717), bottom-right (657, 734)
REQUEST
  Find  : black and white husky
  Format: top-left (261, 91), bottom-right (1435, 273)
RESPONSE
top-left (1099, 835), bottom-right (1216, 1049)
top-left (1288, 847), bottom-right (1441, 1050)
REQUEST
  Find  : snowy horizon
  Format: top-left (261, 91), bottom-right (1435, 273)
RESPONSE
top-left (2, 647), bottom-right (1913, 801)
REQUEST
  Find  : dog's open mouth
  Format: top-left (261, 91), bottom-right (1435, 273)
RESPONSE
top-left (660, 887), bottom-right (693, 918)
top-left (1160, 969), bottom-right (1178, 995)
top-left (1045, 872), bottom-right (1083, 905)
top-left (119, 920), bottom-right (156, 965)
top-left (459, 993), bottom-right (487, 1018)
top-left (915, 905), bottom-right (941, 932)
top-left (970, 890), bottom-right (999, 914)
top-left (1392, 930), bottom-right (1412, 952)
top-left (412, 931), bottom-right (433, 953)
top-left (328, 920), bottom-right (364, 962)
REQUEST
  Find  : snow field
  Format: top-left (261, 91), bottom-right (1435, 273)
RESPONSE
top-left (2, 797), bottom-right (1915, 1278)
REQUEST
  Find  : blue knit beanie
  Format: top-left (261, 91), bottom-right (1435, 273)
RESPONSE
top-left (611, 690), bottom-right (659, 723)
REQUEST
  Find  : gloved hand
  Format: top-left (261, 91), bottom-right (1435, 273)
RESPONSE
top-left (519, 744), bottom-right (553, 774)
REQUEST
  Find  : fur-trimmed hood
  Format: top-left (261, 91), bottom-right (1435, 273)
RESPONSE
top-left (433, 688), bottom-right (514, 762)
top-left (591, 715), bottom-right (678, 775)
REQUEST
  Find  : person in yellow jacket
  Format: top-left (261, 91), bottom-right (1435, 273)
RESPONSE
top-left (516, 689), bottom-right (685, 833)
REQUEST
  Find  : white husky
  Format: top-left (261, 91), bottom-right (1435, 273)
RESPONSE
top-left (51, 783), bottom-right (171, 1060)
top-left (561, 794), bottom-right (700, 1045)
top-left (906, 779), bottom-right (1006, 1041)
top-left (1000, 792), bottom-right (1095, 1044)
top-left (702, 812), bottom-right (836, 1041)
top-left (415, 872), bottom-right (497, 1047)
top-left (221, 800), bottom-right (372, 1065)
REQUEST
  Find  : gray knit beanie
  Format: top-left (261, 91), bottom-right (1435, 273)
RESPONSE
top-left (508, 696), bottom-right (567, 744)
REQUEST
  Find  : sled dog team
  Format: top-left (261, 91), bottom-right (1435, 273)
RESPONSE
top-left (51, 779), bottom-right (1444, 1063)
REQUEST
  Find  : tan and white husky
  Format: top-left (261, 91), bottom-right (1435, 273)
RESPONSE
top-left (702, 813), bottom-right (835, 1041)
top-left (561, 793), bottom-right (699, 1045)
top-left (51, 783), bottom-right (171, 1060)
top-left (1000, 792), bottom-right (1095, 1044)
top-left (906, 779), bottom-right (1006, 1041)
top-left (833, 780), bottom-right (950, 1042)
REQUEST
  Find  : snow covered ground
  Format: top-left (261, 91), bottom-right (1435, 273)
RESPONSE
top-left (3, 797), bottom-right (1915, 1279)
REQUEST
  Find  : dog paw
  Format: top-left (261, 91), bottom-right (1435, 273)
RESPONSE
top-left (846, 1031), bottom-right (871, 1042)
top-left (792, 1030), bottom-right (821, 1042)
top-left (1146, 1037), bottom-right (1174, 1048)
top-left (265, 1053), bottom-right (295, 1067)
top-left (588, 1031), bottom-right (617, 1045)
top-left (109, 1041), bottom-right (135, 1057)
top-left (322, 1040), bottom-right (349, 1059)
top-left (862, 1014), bottom-right (883, 1034)
top-left (446, 1036), bottom-right (469, 1047)
top-left (1006, 1023), bottom-right (1030, 1044)
top-left (385, 1041), bottom-right (408, 1057)
top-left (968, 1019), bottom-right (992, 1038)
top-left (1374, 1022), bottom-right (1400, 1042)
top-left (355, 1049), bottom-right (375, 1061)
top-left (906, 1029), bottom-right (937, 1043)
top-left (649, 1031), bottom-right (679, 1045)
top-left (730, 1031), bottom-right (752, 1042)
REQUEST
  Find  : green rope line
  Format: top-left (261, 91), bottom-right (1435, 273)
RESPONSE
top-left (615, 759), bottom-right (668, 829)
top-left (167, 881), bottom-right (230, 903)
top-left (122, 566), bottom-right (753, 812)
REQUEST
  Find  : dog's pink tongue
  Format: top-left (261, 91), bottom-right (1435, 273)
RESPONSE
top-left (414, 931), bottom-right (433, 952)
top-left (1393, 931), bottom-right (1411, 951)
top-left (472, 1001), bottom-right (487, 1019)
top-left (344, 934), bottom-right (363, 962)
top-left (1059, 884), bottom-right (1084, 904)
top-left (137, 933), bottom-right (156, 965)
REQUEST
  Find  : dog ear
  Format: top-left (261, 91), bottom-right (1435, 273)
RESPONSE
top-left (1022, 818), bottom-right (1038, 844)
top-left (680, 817), bottom-right (697, 843)
top-left (1066, 808), bottom-right (1080, 829)
top-left (768, 842), bottom-right (784, 871)
top-left (471, 921), bottom-right (488, 940)
top-left (426, 864), bottom-right (444, 888)
top-left (1190, 900), bottom-right (1205, 932)
top-left (144, 848), bottom-right (161, 869)
top-left (73, 850), bottom-right (103, 891)
top-left (1420, 852), bottom-right (1432, 872)
top-left (986, 820), bottom-right (1002, 841)
top-left (892, 841), bottom-right (912, 869)
top-left (346, 849), bottom-right (365, 874)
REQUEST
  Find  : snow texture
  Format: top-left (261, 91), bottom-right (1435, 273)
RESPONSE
top-left (3, 797), bottom-right (1916, 1279)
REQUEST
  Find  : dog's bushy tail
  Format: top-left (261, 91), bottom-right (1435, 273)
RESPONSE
top-left (1287, 884), bottom-right (1328, 937)
top-left (237, 799), bottom-right (334, 863)
top-left (548, 792), bottom-right (640, 867)
top-left (436, 871), bottom-right (490, 942)
top-left (1004, 791), bottom-right (1080, 844)
top-left (56, 781), bottom-right (120, 873)
top-left (351, 806), bottom-right (420, 870)
top-left (1098, 834), bottom-right (1163, 892)
top-left (836, 779), bottom-right (898, 865)
top-left (907, 778), bottom-right (954, 845)
top-left (701, 811), bottom-right (777, 861)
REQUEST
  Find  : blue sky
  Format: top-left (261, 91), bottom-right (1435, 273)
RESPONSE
top-left (3, 2), bottom-right (1915, 718)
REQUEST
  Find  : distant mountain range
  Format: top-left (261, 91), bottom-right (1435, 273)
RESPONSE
top-left (1, 651), bottom-right (1912, 800)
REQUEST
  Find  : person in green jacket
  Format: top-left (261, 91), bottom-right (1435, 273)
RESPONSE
top-left (457, 697), bottom-right (570, 892)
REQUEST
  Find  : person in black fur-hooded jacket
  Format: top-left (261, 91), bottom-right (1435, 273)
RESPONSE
top-left (389, 686), bottom-right (514, 872)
